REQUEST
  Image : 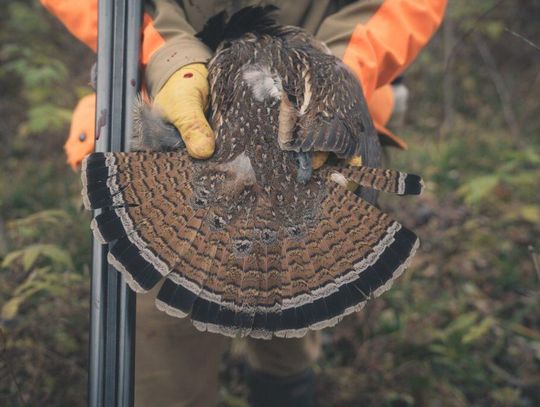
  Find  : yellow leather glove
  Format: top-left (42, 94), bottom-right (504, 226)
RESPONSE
top-left (154, 63), bottom-right (215, 159)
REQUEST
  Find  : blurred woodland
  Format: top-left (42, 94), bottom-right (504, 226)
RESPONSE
top-left (0, 0), bottom-right (539, 406)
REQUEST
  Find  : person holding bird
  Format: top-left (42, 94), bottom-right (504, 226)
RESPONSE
top-left (42, 1), bottom-right (447, 406)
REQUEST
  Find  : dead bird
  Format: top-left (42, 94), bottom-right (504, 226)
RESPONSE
top-left (81, 6), bottom-right (424, 339)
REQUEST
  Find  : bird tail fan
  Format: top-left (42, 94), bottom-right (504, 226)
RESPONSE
top-left (81, 152), bottom-right (421, 338)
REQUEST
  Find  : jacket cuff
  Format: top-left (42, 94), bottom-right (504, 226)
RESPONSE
top-left (145, 38), bottom-right (212, 97)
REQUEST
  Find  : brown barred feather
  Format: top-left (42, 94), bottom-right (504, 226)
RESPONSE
top-left (328, 166), bottom-right (424, 196)
top-left (81, 7), bottom-right (424, 338)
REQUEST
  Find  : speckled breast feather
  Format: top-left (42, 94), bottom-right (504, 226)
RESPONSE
top-left (81, 6), bottom-right (424, 339)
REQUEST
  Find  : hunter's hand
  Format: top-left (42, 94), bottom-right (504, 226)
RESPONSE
top-left (154, 63), bottom-right (215, 159)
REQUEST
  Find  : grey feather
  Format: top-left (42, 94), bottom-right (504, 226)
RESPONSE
top-left (243, 64), bottom-right (282, 102)
top-left (130, 96), bottom-right (185, 152)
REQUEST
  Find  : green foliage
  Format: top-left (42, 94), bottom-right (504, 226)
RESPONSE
top-left (314, 121), bottom-right (540, 406)
top-left (0, 1), bottom-right (86, 140)
top-left (2, 243), bottom-right (74, 271)
top-left (0, 0), bottom-right (539, 406)
top-left (0, 209), bottom-right (90, 406)
top-left (23, 105), bottom-right (73, 135)
top-left (1, 265), bottom-right (82, 320)
top-left (0, 2), bottom-right (93, 405)
top-left (1, 206), bottom-right (91, 335)
top-left (457, 174), bottom-right (500, 205)
top-left (433, 136), bottom-right (540, 208)
top-left (309, 1), bottom-right (540, 403)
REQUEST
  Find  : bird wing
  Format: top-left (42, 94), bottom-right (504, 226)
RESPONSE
top-left (277, 48), bottom-right (378, 163)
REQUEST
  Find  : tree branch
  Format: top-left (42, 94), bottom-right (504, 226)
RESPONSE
top-left (472, 32), bottom-right (521, 141)
top-left (504, 28), bottom-right (540, 52)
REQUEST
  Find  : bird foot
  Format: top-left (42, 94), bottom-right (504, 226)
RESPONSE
top-left (296, 152), bottom-right (312, 184)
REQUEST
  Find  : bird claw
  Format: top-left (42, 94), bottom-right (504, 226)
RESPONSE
top-left (296, 152), bottom-right (312, 184)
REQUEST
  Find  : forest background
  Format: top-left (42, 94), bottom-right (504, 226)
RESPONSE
top-left (0, 1), bottom-right (539, 405)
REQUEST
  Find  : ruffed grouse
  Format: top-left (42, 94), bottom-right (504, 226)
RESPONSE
top-left (81, 7), bottom-right (424, 339)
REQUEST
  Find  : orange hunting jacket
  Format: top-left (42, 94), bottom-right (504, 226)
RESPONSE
top-left (41, 0), bottom-right (447, 167)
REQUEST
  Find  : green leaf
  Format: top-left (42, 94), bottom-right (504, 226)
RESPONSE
top-left (457, 175), bottom-right (500, 205)
top-left (1, 249), bottom-right (23, 268)
top-left (9, 209), bottom-right (69, 229)
top-left (1, 295), bottom-right (26, 320)
top-left (462, 317), bottom-right (495, 344)
top-left (429, 344), bottom-right (448, 355)
top-left (484, 21), bottom-right (504, 40)
top-left (445, 312), bottom-right (479, 335)
top-left (22, 245), bottom-right (41, 271)
top-left (38, 244), bottom-right (74, 270)
top-left (519, 205), bottom-right (540, 223)
top-left (1, 267), bottom-right (48, 320)
top-left (1, 244), bottom-right (74, 271)
top-left (22, 105), bottom-right (72, 135)
top-left (1, 265), bottom-right (84, 321)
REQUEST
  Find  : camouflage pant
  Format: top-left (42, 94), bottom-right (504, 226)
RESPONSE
top-left (134, 288), bottom-right (321, 407)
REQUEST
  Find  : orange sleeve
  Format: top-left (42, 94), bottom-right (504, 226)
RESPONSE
top-left (64, 93), bottom-right (97, 170)
top-left (40, 0), bottom-right (98, 52)
top-left (41, 0), bottom-right (165, 65)
top-left (342, 0), bottom-right (447, 102)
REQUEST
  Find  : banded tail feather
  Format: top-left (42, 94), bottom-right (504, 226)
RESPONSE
top-left (81, 6), bottom-right (425, 339)
top-left (82, 151), bottom-right (422, 338)
top-left (327, 165), bottom-right (424, 196)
